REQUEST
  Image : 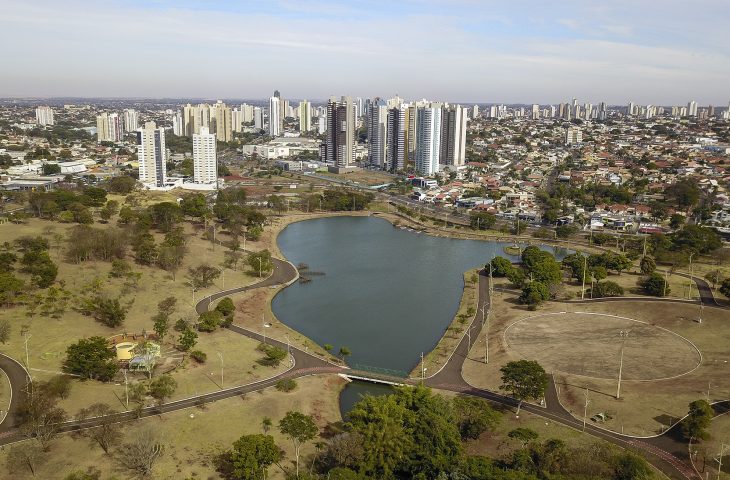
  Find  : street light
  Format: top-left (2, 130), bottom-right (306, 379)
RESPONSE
top-left (262, 315), bottom-right (271, 344)
top-left (217, 352), bottom-right (224, 388)
top-left (616, 330), bottom-right (630, 399)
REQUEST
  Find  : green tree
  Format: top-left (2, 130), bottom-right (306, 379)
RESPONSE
top-left (226, 434), bottom-right (281, 480)
top-left (215, 297), bottom-right (235, 318)
top-left (0, 318), bottom-right (11, 344)
top-left (639, 256), bottom-right (656, 275)
top-left (470, 212), bottom-right (496, 230)
top-left (680, 399), bottom-right (713, 441)
top-left (338, 346), bottom-right (351, 361)
top-left (508, 428), bottom-right (539, 448)
top-left (500, 360), bottom-right (548, 415)
top-left (178, 327), bottom-right (198, 351)
top-left (197, 310), bottom-right (224, 332)
top-left (63, 336), bottom-right (118, 381)
top-left (519, 282), bottom-right (550, 308)
top-left (0, 272), bottom-right (25, 306)
top-left (278, 411), bottom-right (318, 477)
top-left (108, 175), bottom-right (136, 194)
top-left (246, 250), bottom-right (273, 277)
top-left (669, 214), bottom-right (685, 230)
top-left (187, 264), bottom-right (221, 289)
top-left (489, 256), bottom-right (514, 277)
top-left (590, 281), bottom-right (624, 298)
top-left (641, 272), bottom-right (669, 297)
top-left (613, 452), bottom-right (653, 480)
top-left (452, 396), bottom-right (501, 440)
top-left (720, 277), bottom-right (730, 298)
top-left (672, 225), bottom-right (722, 254)
top-left (148, 375), bottom-right (177, 405)
top-left (152, 313), bottom-right (169, 342)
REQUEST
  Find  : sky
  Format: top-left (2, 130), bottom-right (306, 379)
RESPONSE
top-left (1, 0), bottom-right (729, 104)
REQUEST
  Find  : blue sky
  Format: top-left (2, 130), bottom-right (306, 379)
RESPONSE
top-left (1, 0), bottom-right (728, 104)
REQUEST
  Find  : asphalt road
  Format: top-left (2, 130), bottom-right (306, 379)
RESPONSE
top-left (0, 354), bottom-right (30, 433)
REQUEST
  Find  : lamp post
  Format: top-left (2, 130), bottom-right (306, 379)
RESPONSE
top-left (285, 333), bottom-right (291, 364)
top-left (698, 302), bottom-right (704, 324)
top-left (581, 254), bottom-right (587, 300)
top-left (217, 352), bottom-right (224, 388)
top-left (687, 252), bottom-right (695, 299)
top-left (616, 330), bottom-right (630, 399)
top-left (262, 315), bottom-right (271, 344)
top-left (583, 387), bottom-right (590, 432)
top-left (23, 333), bottom-right (32, 376)
top-left (257, 257), bottom-right (263, 278)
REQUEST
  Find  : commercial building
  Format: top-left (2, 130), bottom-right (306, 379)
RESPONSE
top-left (137, 121), bottom-right (166, 187)
top-left (192, 127), bottom-right (217, 185)
top-left (35, 106), bottom-right (55, 126)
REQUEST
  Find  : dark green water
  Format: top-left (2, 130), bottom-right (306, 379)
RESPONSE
top-left (271, 216), bottom-right (570, 415)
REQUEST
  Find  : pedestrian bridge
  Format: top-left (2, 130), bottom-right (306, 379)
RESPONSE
top-left (342, 364), bottom-right (418, 387)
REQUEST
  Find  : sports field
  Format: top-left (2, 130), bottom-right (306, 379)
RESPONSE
top-left (504, 312), bottom-right (701, 381)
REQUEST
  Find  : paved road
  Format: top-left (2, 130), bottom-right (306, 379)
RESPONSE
top-left (0, 354), bottom-right (31, 433)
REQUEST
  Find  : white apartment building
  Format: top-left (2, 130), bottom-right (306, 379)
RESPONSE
top-left (367, 99), bottom-right (387, 168)
top-left (268, 96), bottom-right (281, 136)
top-left (35, 106), bottom-right (55, 126)
top-left (137, 122), bottom-right (166, 187)
top-left (123, 109), bottom-right (139, 132)
top-left (415, 104), bottom-right (442, 176)
top-left (298, 100), bottom-right (312, 132)
top-left (192, 127), bottom-right (217, 185)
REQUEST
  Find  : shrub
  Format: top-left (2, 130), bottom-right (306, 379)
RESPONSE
top-left (590, 281), bottom-right (624, 298)
top-left (190, 350), bottom-right (207, 363)
top-left (275, 379), bottom-right (297, 392)
top-left (257, 343), bottom-right (287, 366)
top-left (197, 310), bottom-right (224, 332)
top-left (215, 297), bottom-right (235, 317)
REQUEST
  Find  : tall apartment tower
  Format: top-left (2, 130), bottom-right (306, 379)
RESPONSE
top-left (325, 96), bottom-right (355, 168)
top-left (137, 122), bottom-right (166, 187)
top-left (123, 109), bottom-right (139, 132)
top-left (627, 102), bottom-right (635, 116)
top-left (35, 106), bottom-right (55, 126)
top-left (565, 126), bottom-right (583, 145)
top-left (96, 113), bottom-right (123, 143)
top-left (439, 105), bottom-right (467, 169)
top-left (193, 127), bottom-right (218, 185)
top-left (367, 98), bottom-right (388, 168)
top-left (687, 101), bottom-right (698, 117)
top-left (254, 107), bottom-right (263, 130)
top-left (386, 106), bottom-right (406, 173)
top-left (298, 100), bottom-right (312, 132)
top-left (404, 104), bottom-right (418, 168)
top-left (415, 104), bottom-right (442, 176)
top-left (172, 111), bottom-right (185, 136)
top-left (268, 96), bottom-right (281, 137)
top-left (96, 113), bottom-right (109, 142)
top-left (531, 104), bottom-right (540, 120)
top-left (472, 105), bottom-right (479, 118)
top-left (215, 102), bottom-right (232, 142)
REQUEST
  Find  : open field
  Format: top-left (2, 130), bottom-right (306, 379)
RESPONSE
top-left (561, 270), bottom-right (703, 301)
top-left (314, 169), bottom-right (396, 186)
top-left (463, 285), bottom-right (730, 436)
top-left (0, 375), bottom-right (347, 479)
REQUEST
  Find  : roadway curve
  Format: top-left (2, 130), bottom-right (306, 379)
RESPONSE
top-left (0, 354), bottom-right (31, 433)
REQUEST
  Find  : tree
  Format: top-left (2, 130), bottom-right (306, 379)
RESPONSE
top-left (613, 452), bottom-right (653, 480)
top-left (63, 336), bottom-right (118, 381)
top-left (519, 281), bottom-right (550, 308)
top-left (470, 212), bottom-right (496, 230)
top-left (226, 434), bottom-right (281, 480)
top-left (180, 193), bottom-right (209, 219)
top-left (187, 264), bottom-right (221, 289)
top-left (500, 360), bottom-right (548, 415)
top-left (720, 278), bottom-right (730, 299)
top-left (452, 396), bottom-right (500, 440)
top-left (178, 326), bottom-right (198, 351)
top-left (262, 417), bottom-right (272, 434)
top-left (197, 310), bottom-right (224, 332)
top-left (6, 443), bottom-right (46, 477)
top-left (641, 272), bottom-right (669, 297)
top-left (116, 427), bottom-right (164, 477)
top-left (680, 399), bottom-right (713, 441)
top-left (148, 375), bottom-right (177, 405)
top-left (672, 225), bottom-right (722, 254)
top-left (77, 403), bottom-right (121, 453)
top-left (489, 256), bottom-right (514, 277)
top-left (590, 281), bottom-right (625, 298)
top-left (108, 175), bottom-right (136, 194)
top-left (257, 343), bottom-right (287, 366)
top-left (639, 256), bottom-right (656, 275)
top-left (669, 214), bottom-right (685, 230)
top-left (152, 313), bottom-right (169, 342)
top-left (278, 411), bottom-right (318, 477)
top-left (338, 346), bottom-right (351, 361)
top-left (508, 428), bottom-right (539, 448)
top-left (42, 163), bottom-right (61, 175)
top-left (19, 383), bottom-right (68, 450)
top-left (89, 296), bottom-right (127, 328)
top-left (246, 250), bottom-right (273, 277)
top-left (215, 297), bottom-right (235, 318)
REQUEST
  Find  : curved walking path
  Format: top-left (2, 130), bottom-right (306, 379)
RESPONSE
top-left (0, 248), bottom-right (725, 480)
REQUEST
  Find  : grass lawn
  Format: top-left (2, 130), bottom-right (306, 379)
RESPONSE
top-left (462, 285), bottom-right (730, 436)
top-left (0, 375), bottom-right (347, 480)
top-left (691, 413), bottom-right (730, 479)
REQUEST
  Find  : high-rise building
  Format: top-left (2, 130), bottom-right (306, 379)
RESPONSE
top-left (627, 102), bottom-right (635, 116)
top-left (687, 101), bottom-right (698, 117)
top-left (531, 104), bottom-right (540, 120)
top-left (268, 96), bottom-right (281, 137)
top-left (123, 109), bottom-right (138, 132)
top-left (96, 113), bottom-right (123, 143)
top-left (325, 96), bottom-right (355, 168)
top-left (404, 104), bottom-right (418, 167)
top-left (137, 122), bottom-right (166, 187)
top-left (318, 115), bottom-right (327, 135)
top-left (386, 106), bottom-right (406, 173)
top-left (298, 100), bottom-right (312, 132)
top-left (254, 107), bottom-right (263, 130)
top-left (172, 111), bottom-right (184, 136)
top-left (565, 126), bottom-right (583, 145)
top-left (367, 98), bottom-right (387, 168)
top-left (35, 106), bottom-right (55, 126)
top-left (472, 105), bottom-right (479, 119)
top-left (215, 102), bottom-right (232, 142)
top-left (193, 126), bottom-right (217, 185)
top-left (415, 104), bottom-right (442, 176)
top-left (242, 104), bottom-right (254, 123)
top-left (439, 104), bottom-right (467, 169)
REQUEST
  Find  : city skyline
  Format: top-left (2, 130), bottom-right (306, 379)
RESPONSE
top-left (1, 0), bottom-right (729, 104)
